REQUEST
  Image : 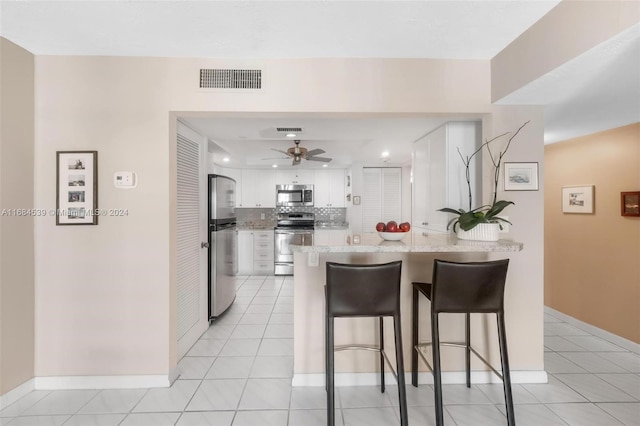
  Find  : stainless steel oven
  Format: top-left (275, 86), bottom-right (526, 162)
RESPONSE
top-left (276, 184), bottom-right (314, 207)
top-left (274, 212), bottom-right (315, 276)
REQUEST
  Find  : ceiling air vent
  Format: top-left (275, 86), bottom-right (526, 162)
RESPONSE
top-left (200, 69), bottom-right (262, 89)
top-left (276, 127), bottom-right (303, 133)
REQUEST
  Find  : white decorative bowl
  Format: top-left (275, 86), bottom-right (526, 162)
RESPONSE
top-left (378, 231), bottom-right (408, 241)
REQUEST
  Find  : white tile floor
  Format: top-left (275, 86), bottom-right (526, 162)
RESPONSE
top-left (2, 274), bottom-right (639, 425)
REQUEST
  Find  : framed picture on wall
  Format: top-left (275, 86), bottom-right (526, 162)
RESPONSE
top-left (562, 185), bottom-right (594, 214)
top-left (621, 191), bottom-right (640, 216)
top-left (56, 151), bottom-right (98, 225)
top-left (504, 162), bottom-right (539, 191)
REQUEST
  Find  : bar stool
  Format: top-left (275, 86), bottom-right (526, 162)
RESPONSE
top-left (325, 261), bottom-right (408, 426)
top-left (411, 259), bottom-right (514, 426)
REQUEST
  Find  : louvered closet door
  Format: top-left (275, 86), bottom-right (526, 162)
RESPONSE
top-left (176, 122), bottom-right (208, 359)
top-left (362, 167), bottom-right (402, 230)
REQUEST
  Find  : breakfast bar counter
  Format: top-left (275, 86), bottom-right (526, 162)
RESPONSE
top-left (288, 232), bottom-right (544, 387)
top-left (292, 232), bottom-right (523, 254)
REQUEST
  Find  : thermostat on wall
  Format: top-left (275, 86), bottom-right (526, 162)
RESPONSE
top-left (114, 171), bottom-right (137, 188)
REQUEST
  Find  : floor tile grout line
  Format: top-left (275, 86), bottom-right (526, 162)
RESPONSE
top-left (552, 373), bottom-right (640, 403)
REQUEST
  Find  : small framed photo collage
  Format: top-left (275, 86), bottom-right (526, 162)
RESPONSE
top-left (56, 151), bottom-right (98, 225)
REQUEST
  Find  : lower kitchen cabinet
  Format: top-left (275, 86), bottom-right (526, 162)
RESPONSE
top-left (253, 230), bottom-right (274, 274)
top-left (238, 230), bottom-right (254, 275)
top-left (238, 229), bottom-right (274, 275)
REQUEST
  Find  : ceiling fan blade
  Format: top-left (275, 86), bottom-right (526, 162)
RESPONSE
top-left (306, 156), bottom-right (332, 162)
top-left (261, 156), bottom-right (289, 160)
top-left (271, 148), bottom-right (291, 156)
top-left (305, 148), bottom-right (325, 156)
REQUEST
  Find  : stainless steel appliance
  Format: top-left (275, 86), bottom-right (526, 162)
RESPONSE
top-left (274, 212), bottom-right (315, 275)
top-left (208, 174), bottom-right (237, 319)
top-left (276, 184), bottom-right (314, 207)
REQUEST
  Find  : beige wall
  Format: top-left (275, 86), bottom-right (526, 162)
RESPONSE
top-left (0, 39), bottom-right (36, 395)
top-left (544, 123), bottom-right (640, 343)
top-left (29, 54), bottom-right (545, 380)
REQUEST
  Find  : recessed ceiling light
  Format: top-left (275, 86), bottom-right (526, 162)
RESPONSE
top-left (322, 164), bottom-right (328, 168)
top-left (272, 164), bottom-right (278, 168)
top-left (286, 133), bottom-right (296, 138)
top-left (381, 151), bottom-right (390, 158)
top-left (222, 157), bottom-right (230, 162)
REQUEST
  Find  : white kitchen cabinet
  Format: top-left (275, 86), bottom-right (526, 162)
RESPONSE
top-left (238, 230), bottom-right (254, 275)
top-left (241, 169), bottom-right (276, 207)
top-left (276, 169), bottom-right (314, 185)
top-left (314, 169), bottom-right (346, 207)
top-left (412, 122), bottom-right (480, 234)
top-left (220, 167), bottom-right (243, 208)
top-left (314, 229), bottom-right (348, 246)
top-left (253, 230), bottom-right (274, 274)
top-left (238, 229), bottom-right (274, 275)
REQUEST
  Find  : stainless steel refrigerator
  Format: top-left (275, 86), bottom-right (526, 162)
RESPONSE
top-left (208, 174), bottom-right (237, 319)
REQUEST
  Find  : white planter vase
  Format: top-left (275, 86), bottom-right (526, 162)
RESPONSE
top-left (456, 223), bottom-right (500, 242)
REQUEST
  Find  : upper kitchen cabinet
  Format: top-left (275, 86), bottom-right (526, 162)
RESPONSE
top-left (412, 122), bottom-right (480, 234)
top-left (220, 167), bottom-right (242, 207)
top-left (314, 169), bottom-right (346, 208)
top-left (241, 169), bottom-right (276, 208)
top-left (276, 169), bottom-right (314, 185)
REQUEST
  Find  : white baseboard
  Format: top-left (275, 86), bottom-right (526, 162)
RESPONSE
top-left (0, 379), bottom-right (34, 409)
top-left (545, 306), bottom-right (640, 355)
top-left (33, 375), bottom-right (171, 390)
top-left (292, 370), bottom-right (548, 387)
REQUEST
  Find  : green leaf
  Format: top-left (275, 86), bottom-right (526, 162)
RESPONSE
top-left (492, 216), bottom-right (512, 225)
top-left (438, 207), bottom-right (464, 215)
top-left (458, 212), bottom-right (488, 231)
top-left (445, 216), bottom-right (460, 230)
top-left (485, 200), bottom-right (514, 219)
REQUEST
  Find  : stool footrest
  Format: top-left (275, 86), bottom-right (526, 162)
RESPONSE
top-left (335, 345), bottom-right (400, 384)
top-left (414, 342), bottom-right (505, 382)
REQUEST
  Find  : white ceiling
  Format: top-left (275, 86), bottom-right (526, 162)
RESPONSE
top-left (2, 0), bottom-right (638, 167)
top-left (1, 1), bottom-right (560, 58)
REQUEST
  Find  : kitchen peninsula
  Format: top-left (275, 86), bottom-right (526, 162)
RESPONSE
top-left (289, 233), bottom-right (539, 387)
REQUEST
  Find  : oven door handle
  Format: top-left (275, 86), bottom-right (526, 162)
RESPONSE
top-left (276, 230), bottom-right (314, 235)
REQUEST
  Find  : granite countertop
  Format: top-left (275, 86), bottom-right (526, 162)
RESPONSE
top-left (237, 224), bottom-right (275, 230)
top-left (291, 232), bottom-right (523, 253)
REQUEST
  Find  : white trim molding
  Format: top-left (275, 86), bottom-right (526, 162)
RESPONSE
top-left (292, 370), bottom-right (548, 387)
top-left (0, 379), bottom-right (35, 410)
top-left (545, 306), bottom-right (640, 355)
top-left (33, 375), bottom-right (171, 390)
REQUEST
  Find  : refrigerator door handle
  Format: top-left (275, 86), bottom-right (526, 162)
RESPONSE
top-left (201, 242), bottom-right (210, 248)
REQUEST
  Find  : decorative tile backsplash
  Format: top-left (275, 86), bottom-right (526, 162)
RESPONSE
top-left (236, 207), bottom-right (346, 228)
top-left (313, 207), bottom-right (347, 223)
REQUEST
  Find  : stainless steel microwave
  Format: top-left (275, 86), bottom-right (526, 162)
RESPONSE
top-left (276, 184), bottom-right (314, 207)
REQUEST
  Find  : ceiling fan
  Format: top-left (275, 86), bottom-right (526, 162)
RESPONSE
top-left (269, 140), bottom-right (332, 166)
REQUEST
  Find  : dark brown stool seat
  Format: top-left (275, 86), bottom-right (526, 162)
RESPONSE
top-left (325, 261), bottom-right (408, 426)
top-left (411, 259), bottom-right (515, 426)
